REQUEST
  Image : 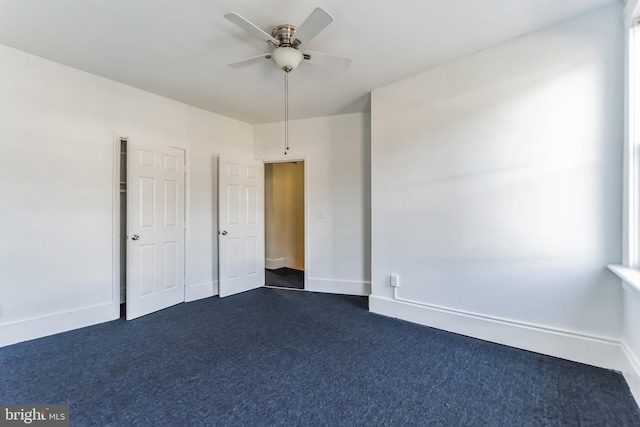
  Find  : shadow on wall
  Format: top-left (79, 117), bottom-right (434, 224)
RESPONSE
top-left (329, 114), bottom-right (372, 282)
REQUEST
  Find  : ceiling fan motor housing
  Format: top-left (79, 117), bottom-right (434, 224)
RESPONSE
top-left (271, 24), bottom-right (298, 46)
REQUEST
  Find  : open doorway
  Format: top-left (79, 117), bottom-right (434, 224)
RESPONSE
top-left (264, 161), bottom-right (305, 290)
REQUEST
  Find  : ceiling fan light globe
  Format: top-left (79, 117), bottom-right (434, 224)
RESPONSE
top-left (271, 47), bottom-right (303, 71)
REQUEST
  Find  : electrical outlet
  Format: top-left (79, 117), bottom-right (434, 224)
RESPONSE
top-left (390, 275), bottom-right (399, 287)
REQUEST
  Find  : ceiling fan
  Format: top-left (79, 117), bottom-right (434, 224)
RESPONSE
top-left (224, 7), bottom-right (351, 73)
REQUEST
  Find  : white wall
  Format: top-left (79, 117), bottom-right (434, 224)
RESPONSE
top-left (370, 4), bottom-right (627, 369)
top-left (617, 0), bottom-right (640, 404)
top-left (265, 162), bottom-right (305, 271)
top-left (254, 113), bottom-right (371, 295)
top-left (0, 44), bottom-right (253, 346)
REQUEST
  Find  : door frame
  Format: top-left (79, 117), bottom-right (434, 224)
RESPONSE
top-left (260, 155), bottom-right (309, 290)
top-left (112, 132), bottom-right (190, 308)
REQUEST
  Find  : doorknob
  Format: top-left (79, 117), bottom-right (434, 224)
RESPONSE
top-left (221, 230), bottom-right (228, 236)
top-left (131, 234), bottom-right (140, 240)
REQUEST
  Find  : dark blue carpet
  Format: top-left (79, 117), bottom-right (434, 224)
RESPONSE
top-left (265, 267), bottom-right (304, 290)
top-left (1, 288), bottom-right (639, 426)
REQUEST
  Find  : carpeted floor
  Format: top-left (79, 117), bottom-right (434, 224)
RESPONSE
top-left (1, 288), bottom-right (639, 426)
top-left (264, 267), bottom-right (304, 290)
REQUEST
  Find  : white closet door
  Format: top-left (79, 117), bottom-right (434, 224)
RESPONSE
top-left (127, 138), bottom-right (185, 319)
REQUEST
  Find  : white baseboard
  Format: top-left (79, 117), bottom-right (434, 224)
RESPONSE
top-left (307, 277), bottom-right (371, 296)
top-left (266, 258), bottom-right (285, 270)
top-left (0, 303), bottom-right (118, 348)
top-left (185, 281), bottom-right (218, 302)
top-left (369, 295), bottom-right (626, 371)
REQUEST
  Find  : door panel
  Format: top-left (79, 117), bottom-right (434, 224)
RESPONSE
top-left (163, 242), bottom-right (178, 289)
top-left (218, 156), bottom-right (265, 297)
top-left (139, 245), bottom-right (155, 296)
top-left (127, 138), bottom-right (185, 319)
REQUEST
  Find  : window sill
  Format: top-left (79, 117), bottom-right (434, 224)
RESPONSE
top-left (608, 264), bottom-right (640, 295)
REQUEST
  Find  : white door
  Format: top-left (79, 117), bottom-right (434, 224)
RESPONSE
top-left (127, 138), bottom-right (185, 319)
top-left (218, 155), bottom-right (265, 297)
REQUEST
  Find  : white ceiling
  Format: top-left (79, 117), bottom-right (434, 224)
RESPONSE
top-left (0, 0), bottom-right (620, 124)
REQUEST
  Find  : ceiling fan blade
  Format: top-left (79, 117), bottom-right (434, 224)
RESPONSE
top-left (292, 7), bottom-right (333, 48)
top-left (303, 50), bottom-right (351, 72)
top-left (228, 53), bottom-right (271, 69)
top-left (225, 13), bottom-right (279, 46)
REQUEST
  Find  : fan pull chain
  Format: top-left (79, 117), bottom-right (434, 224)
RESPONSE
top-left (284, 71), bottom-right (289, 155)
